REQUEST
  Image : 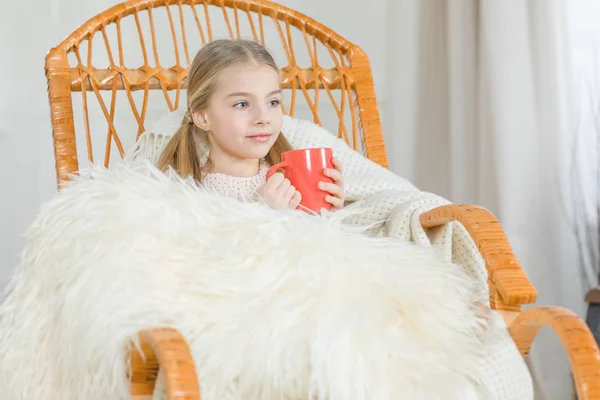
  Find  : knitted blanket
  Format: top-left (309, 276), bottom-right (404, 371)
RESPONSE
top-left (137, 111), bottom-right (533, 399)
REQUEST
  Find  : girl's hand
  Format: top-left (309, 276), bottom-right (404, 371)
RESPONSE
top-left (256, 172), bottom-right (301, 210)
top-left (319, 157), bottom-right (345, 211)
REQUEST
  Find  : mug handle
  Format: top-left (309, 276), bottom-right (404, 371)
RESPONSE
top-left (266, 161), bottom-right (291, 180)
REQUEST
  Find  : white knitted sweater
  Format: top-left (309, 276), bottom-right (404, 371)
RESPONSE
top-left (135, 111), bottom-right (534, 400)
top-left (201, 162), bottom-right (269, 201)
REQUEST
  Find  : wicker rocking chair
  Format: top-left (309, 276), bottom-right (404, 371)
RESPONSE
top-left (44, 0), bottom-right (600, 398)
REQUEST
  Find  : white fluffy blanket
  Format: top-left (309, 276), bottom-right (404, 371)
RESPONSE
top-left (0, 162), bottom-right (494, 399)
top-left (0, 114), bottom-right (533, 399)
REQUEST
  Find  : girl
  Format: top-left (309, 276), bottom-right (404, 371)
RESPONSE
top-left (158, 39), bottom-right (345, 211)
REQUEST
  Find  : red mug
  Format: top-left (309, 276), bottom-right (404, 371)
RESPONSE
top-left (266, 147), bottom-right (334, 212)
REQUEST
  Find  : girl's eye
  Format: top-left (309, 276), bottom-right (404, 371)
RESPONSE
top-left (234, 101), bottom-right (249, 109)
top-left (268, 99), bottom-right (281, 107)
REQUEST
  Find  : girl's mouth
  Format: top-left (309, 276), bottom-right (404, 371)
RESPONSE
top-left (246, 134), bottom-right (272, 142)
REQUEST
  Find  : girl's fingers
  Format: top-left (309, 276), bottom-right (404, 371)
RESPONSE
top-left (323, 168), bottom-right (343, 185)
top-left (290, 191), bottom-right (302, 209)
top-left (332, 157), bottom-right (343, 173)
top-left (325, 195), bottom-right (344, 209)
top-left (318, 181), bottom-right (344, 198)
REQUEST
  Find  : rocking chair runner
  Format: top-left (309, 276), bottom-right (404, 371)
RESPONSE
top-left (44, 0), bottom-right (600, 398)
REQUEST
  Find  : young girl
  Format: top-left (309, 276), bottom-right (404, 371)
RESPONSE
top-left (157, 39), bottom-right (345, 211)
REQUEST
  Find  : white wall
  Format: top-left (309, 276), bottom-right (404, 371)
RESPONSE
top-left (0, 0), bottom-right (392, 288)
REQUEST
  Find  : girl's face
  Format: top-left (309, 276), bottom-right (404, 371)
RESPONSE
top-left (192, 62), bottom-right (283, 172)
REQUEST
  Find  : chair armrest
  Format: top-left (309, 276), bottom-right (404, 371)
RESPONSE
top-left (508, 306), bottom-right (600, 400)
top-left (129, 327), bottom-right (200, 399)
top-left (420, 204), bottom-right (537, 310)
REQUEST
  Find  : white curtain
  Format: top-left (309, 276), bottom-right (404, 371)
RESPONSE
top-left (383, 1), bottom-right (588, 399)
top-left (566, 1), bottom-right (600, 297)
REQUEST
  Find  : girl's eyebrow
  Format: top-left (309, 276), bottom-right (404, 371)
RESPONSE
top-left (225, 89), bottom-right (281, 98)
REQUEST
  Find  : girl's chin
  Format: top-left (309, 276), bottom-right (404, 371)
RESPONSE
top-left (245, 141), bottom-right (276, 156)
top-left (233, 150), bottom-right (270, 161)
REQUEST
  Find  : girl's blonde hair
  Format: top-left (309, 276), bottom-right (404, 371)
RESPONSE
top-left (157, 39), bottom-right (292, 181)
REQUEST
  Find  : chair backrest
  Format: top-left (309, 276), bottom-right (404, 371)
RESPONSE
top-left (45, 0), bottom-right (387, 186)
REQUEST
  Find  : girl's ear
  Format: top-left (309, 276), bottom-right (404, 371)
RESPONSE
top-left (191, 110), bottom-right (209, 131)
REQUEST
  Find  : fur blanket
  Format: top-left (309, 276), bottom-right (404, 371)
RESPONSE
top-left (0, 162), bottom-right (494, 399)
